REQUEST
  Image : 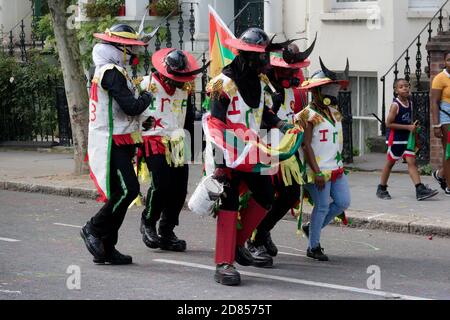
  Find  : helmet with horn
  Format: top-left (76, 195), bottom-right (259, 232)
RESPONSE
top-left (301, 57), bottom-right (350, 90)
top-left (152, 48), bottom-right (210, 83)
top-left (270, 34), bottom-right (317, 69)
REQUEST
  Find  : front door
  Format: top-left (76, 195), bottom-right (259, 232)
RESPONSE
top-left (234, 0), bottom-right (264, 37)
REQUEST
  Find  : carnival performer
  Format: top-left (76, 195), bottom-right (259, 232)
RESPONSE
top-left (139, 48), bottom-right (208, 252)
top-left (376, 78), bottom-right (438, 201)
top-left (247, 42), bottom-right (314, 263)
top-left (81, 24), bottom-right (153, 265)
top-left (204, 27), bottom-right (300, 285)
top-left (296, 58), bottom-right (351, 262)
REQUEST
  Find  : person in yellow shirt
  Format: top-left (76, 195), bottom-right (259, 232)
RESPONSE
top-left (431, 51), bottom-right (450, 196)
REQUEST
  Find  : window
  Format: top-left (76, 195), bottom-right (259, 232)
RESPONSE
top-left (332, 0), bottom-right (378, 9)
top-left (349, 74), bottom-right (379, 155)
top-left (409, 0), bottom-right (445, 9)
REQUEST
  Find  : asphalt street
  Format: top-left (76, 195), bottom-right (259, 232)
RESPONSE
top-left (0, 190), bottom-right (449, 300)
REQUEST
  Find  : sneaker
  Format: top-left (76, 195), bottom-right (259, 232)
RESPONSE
top-left (140, 221), bottom-right (160, 249)
top-left (261, 232), bottom-right (278, 257)
top-left (235, 246), bottom-right (254, 266)
top-left (94, 248), bottom-right (132, 265)
top-left (433, 170), bottom-right (447, 191)
top-left (248, 245), bottom-right (273, 268)
top-left (159, 231), bottom-right (187, 252)
top-left (306, 244), bottom-right (329, 261)
top-left (214, 264), bottom-right (241, 286)
top-left (301, 223), bottom-right (310, 239)
top-left (80, 224), bottom-right (105, 260)
top-left (445, 188), bottom-right (450, 196)
top-left (376, 185), bottom-right (392, 200)
top-left (416, 184), bottom-right (439, 201)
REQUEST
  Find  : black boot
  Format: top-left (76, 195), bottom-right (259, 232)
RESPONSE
top-left (416, 184), bottom-right (439, 201)
top-left (140, 219), bottom-right (160, 249)
top-left (376, 185), bottom-right (392, 200)
top-left (307, 244), bottom-right (329, 261)
top-left (248, 245), bottom-right (273, 268)
top-left (80, 223), bottom-right (105, 260)
top-left (94, 247), bottom-right (132, 265)
top-left (235, 246), bottom-right (254, 266)
top-left (214, 264), bottom-right (241, 286)
top-left (159, 226), bottom-right (187, 252)
top-left (260, 232), bottom-right (278, 257)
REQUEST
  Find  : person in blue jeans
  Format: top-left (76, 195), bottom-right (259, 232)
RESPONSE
top-left (297, 58), bottom-right (351, 261)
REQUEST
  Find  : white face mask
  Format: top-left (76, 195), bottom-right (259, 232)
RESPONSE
top-left (320, 84), bottom-right (341, 98)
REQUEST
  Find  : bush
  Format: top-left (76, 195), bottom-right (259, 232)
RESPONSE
top-left (84, 0), bottom-right (125, 18)
top-left (153, 0), bottom-right (179, 17)
top-left (419, 164), bottom-right (433, 176)
top-left (0, 52), bottom-right (62, 141)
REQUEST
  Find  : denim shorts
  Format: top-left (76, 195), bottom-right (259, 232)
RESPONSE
top-left (440, 102), bottom-right (450, 125)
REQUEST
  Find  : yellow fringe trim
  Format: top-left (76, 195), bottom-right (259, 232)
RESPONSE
top-left (162, 134), bottom-right (185, 168)
top-left (280, 156), bottom-right (303, 187)
top-left (131, 131), bottom-right (143, 144)
top-left (207, 79), bottom-right (224, 100)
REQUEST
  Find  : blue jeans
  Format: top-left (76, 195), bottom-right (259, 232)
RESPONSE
top-left (305, 174), bottom-right (351, 250)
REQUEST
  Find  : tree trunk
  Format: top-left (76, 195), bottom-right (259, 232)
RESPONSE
top-left (48, 0), bottom-right (89, 175)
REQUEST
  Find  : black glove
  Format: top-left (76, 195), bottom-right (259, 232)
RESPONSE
top-left (139, 91), bottom-right (153, 108)
top-left (142, 116), bottom-right (155, 131)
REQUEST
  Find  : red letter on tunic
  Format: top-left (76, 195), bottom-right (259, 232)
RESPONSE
top-left (319, 129), bottom-right (329, 142)
top-left (161, 98), bottom-right (171, 112)
top-left (228, 96), bottom-right (241, 116)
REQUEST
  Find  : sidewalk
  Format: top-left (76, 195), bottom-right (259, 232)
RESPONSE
top-left (1, 149), bottom-right (449, 237)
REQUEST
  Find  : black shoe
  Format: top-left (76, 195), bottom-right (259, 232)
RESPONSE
top-left (235, 246), bottom-right (254, 266)
top-left (416, 184), bottom-right (439, 201)
top-left (307, 245), bottom-right (329, 261)
top-left (140, 221), bottom-right (160, 249)
top-left (445, 188), bottom-right (450, 196)
top-left (159, 231), bottom-right (187, 252)
top-left (80, 224), bottom-right (105, 260)
top-left (248, 245), bottom-right (273, 268)
top-left (94, 247), bottom-right (132, 265)
top-left (433, 170), bottom-right (447, 191)
top-left (261, 232), bottom-right (278, 257)
top-left (302, 222), bottom-right (310, 239)
top-left (214, 264), bottom-right (241, 286)
top-left (376, 185), bottom-right (392, 200)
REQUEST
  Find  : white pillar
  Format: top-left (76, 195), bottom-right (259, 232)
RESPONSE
top-left (264, 0), bottom-right (283, 37)
top-left (126, 0), bottom-right (148, 20)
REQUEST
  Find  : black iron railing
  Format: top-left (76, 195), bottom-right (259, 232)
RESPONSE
top-left (380, 0), bottom-right (449, 164)
top-left (339, 91), bottom-right (353, 164)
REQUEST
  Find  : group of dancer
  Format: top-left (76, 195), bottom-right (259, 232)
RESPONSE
top-left (82, 23), bottom-right (449, 287)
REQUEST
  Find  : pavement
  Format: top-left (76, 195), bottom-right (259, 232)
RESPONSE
top-left (1, 190), bottom-right (450, 300)
top-left (1, 148), bottom-right (449, 238)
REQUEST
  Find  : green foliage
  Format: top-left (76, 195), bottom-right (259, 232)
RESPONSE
top-left (0, 52), bottom-right (63, 141)
top-left (419, 164), bottom-right (433, 176)
top-left (353, 148), bottom-right (360, 157)
top-left (153, 0), bottom-right (179, 16)
top-left (77, 15), bottom-right (118, 68)
top-left (83, 0), bottom-right (125, 18)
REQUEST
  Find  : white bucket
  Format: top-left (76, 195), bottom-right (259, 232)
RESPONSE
top-left (188, 175), bottom-right (224, 217)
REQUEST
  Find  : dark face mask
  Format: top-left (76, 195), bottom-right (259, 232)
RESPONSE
top-left (165, 78), bottom-right (185, 89)
top-left (240, 51), bottom-right (270, 74)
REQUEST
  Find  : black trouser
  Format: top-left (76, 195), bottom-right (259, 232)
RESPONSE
top-left (89, 144), bottom-right (140, 248)
top-left (220, 171), bottom-right (274, 211)
top-left (141, 154), bottom-right (189, 236)
top-left (253, 174), bottom-right (301, 246)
